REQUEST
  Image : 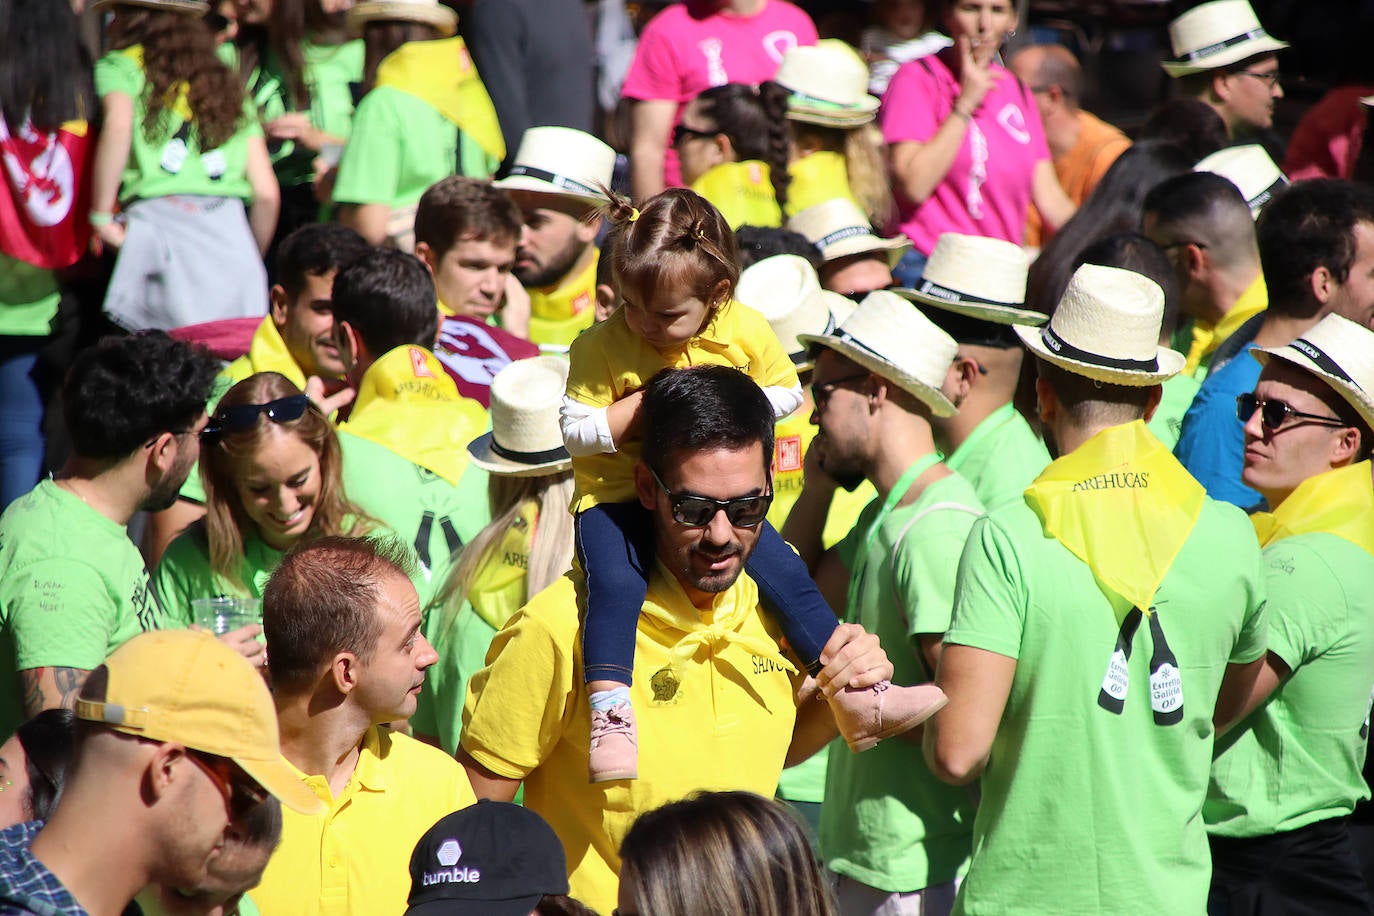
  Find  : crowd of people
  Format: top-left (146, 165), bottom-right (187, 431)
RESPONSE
top-left (4, 0), bottom-right (1374, 914)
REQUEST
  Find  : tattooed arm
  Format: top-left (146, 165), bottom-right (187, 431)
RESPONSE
top-left (19, 667), bottom-right (91, 718)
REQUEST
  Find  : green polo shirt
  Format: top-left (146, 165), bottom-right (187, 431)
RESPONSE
top-left (944, 404), bottom-right (1050, 511)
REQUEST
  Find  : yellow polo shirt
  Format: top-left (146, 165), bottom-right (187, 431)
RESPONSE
top-left (528, 249), bottom-right (599, 349)
top-left (1184, 274), bottom-right (1267, 378)
top-left (461, 568), bottom-right (802, 915)
top-left (566, 298), bottom-right (798, 511)
top-left (254, 726), bottom-right (476, 916)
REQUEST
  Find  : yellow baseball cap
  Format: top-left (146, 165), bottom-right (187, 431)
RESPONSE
top-left (74, 629), bottom-right (324, 816)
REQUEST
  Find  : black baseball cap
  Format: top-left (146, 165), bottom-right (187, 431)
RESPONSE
top-left (405, 801), bottom-right (570, 915)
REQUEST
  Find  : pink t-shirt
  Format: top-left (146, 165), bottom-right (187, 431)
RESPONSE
top-left (881, 54), bottom-right (1048, 255)
top-left (621, 0), bottom-right (817, 187)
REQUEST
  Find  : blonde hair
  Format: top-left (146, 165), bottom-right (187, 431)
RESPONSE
top-left (433, 471), bottom-right (575, 631)
top-left (792, 121), bottom-right (895, 228)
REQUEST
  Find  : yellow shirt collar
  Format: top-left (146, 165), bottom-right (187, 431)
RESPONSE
top-left (246, 316), bottom-right (309, 389)
top-left (1184, 274), bottom-right (1267, 374)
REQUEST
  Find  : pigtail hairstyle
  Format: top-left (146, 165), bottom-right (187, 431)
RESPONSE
top-left (602, 187), bottom-right (740, 319)
top-left (107, 8), bottom-right (246, 151)
top-left (696, 82), bottom-right (793, 213)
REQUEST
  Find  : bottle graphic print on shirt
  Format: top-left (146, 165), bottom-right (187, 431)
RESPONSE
top-left (1098, 608), bottom-right (1143, 714)
top-left (1148, 610), bottom-right (1184, 726)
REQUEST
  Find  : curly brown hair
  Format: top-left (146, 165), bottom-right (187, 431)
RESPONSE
top-left (107, 7), bottom-right (246, 151)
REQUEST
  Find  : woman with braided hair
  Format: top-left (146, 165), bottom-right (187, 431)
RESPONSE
top-left (674, 82), bottom-right (793, 228)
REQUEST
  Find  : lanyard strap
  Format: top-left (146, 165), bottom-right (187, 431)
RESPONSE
top-left (944, 402), bottom-right (1016, 473)
top-left (847, 452), bottom-right (942, 615)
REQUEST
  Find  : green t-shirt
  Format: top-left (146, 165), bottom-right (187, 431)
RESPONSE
top-left (943, 404), bottom-right (1051, 512)
top-left (93, 47), bottom-right (263, 203)
top-left (0, 256), bottom-right (60, 337)
top-left (945, 497), bottom-right (1268, 916)
top-left (1147, 373), bottom-right (1201, 452)
top-left (413, 600), bottom-right (500, 755)
top-left (0, 481), bottom-right (175, 735)
top-left (1207, 533), bottom-right (1374, 837)
top-left (819, 471), bottom-right (983, 892)
top-left (331, 86), bottom-right (495, 209)
top-left (339, 430), bottom-right (490, 608)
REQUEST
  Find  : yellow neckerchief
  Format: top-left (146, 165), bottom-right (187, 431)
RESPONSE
top-left (1184, 274), bottom-right (1267, 375)
top-left (340, 345), bottom-right (488, 485)
top-left (121, 47), bottom-right (194, 122)
top-left (374, 36), bottom-right (505, 163)
top-left (690, 160), bottom-right (783, 229)
top-left (245, 317), bottom-right (308, 389)
top-left (785, 150), bottom-right (859, 218)
top-left (1023, 420), bottom-right (1205, 619)
top-left (642, 561), bottom-right (797, 677)
top-left (528, 248), bottom-right (599, 348)
top-left (1251, 461), bottom-right (1374, 558)
top-left (467, 500), bottom-right (536, 630)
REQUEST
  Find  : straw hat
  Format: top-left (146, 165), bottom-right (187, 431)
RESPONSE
top-left (1161, 0), bottom-right (1288, 77)
top-left (347, 0), bottom-right (457, 38)
top-left (798, 290), bottom-right (958, 416)
top-left (1194, 145), bottom-right (1288, 217)
top-left (467, 357), bottom-right (572, 477)
top-left (737, 255), bottom-right (828, 369)
top-left (1015, 264), bottom-right (1185, 386)
top-left (90, 0), bottom-right (209, 12)
top-left (774, 40), bottom-right (880, 127)
top-left (895, 233), bottom-right (1042, 325)
top-left (1252, 314), bottom-right (1374, 433)
top-left (492, 127), bottom-right (615, 209)
top-left (788, 198), bottom-right (910, 268)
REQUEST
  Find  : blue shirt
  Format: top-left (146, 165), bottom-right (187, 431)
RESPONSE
top-left (1174, 350), bottom-right (1263, 510)
top-left (0, 821), bottom-right (86, 915)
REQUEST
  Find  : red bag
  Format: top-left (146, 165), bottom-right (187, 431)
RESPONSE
top-left (0, 116), bottom-right (93, 270)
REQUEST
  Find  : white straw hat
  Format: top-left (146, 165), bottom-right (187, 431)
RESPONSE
top-left (347, 0), bottom-right (457, 38)
top-left (774, 40), bottom-right (880, 127)
top-left (467, 357), bottom-right (573, 477)
top-left (895, 233), bottom-right (1042, 325)
top-left (1252, 314), bottom-right (1374, 433)
top-left (1161, 0), bottom-right (1288, 77)
top-left (91, 0), bottom-right (209, 12)
top-left (788, 198), bottom-right (910, 268)
top-left (798, 290), bottom-right (958, 416)
top-left (1194, 144), bottom-right (1288, 217)
top-left (1015, 264), bottom-right (1185, 386)
top-left (737, 255), bottom-right (828, 369)
top-left (492, 127), bottom-right (615, 209)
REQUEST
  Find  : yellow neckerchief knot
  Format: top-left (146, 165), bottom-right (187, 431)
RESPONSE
top-left (341, 345), bottom-right (488, 485)
top-left (1024, 420), bottom-right (1205, 620)
top-left (374, 36), bottom-right (505, 162)
top-left (1251, 460), bottom-right (1374, 558)
top-left (246, 317), bottom-right (308, 389)
top-left (640, 562), bottom-right (797, 677)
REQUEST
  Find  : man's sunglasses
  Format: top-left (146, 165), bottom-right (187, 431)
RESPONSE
top-left (201, 394), bottom-right (310, 445)
top-left (1236, 393), bottom-right (1348, 433)
top-left (648, 466), bottom-right (772, 528)
top-left (187, 749), bottom-right (269, 821)
top-left (671, 124), bottom-right (717, 146)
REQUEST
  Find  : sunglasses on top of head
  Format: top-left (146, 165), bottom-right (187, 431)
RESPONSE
top-left (200, 394), bottom-right (311, 445)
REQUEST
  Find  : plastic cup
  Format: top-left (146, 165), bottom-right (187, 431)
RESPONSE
top-left (191, 597), bottom-right (262, 636)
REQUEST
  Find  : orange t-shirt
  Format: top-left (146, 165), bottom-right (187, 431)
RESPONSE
top-left (1026, 109), bottom-right (1131, 247)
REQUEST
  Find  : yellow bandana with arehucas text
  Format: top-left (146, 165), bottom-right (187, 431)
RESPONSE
top-left (528, 249), bottom-right (599, 348)
top-left (641, 561), bottom-right (797, 678)
top-left (1251, 461), bottom-right (1374, 558)
top-left (468, 500), bottom-right (537, 631)
top-left (375, 36), bottom-right (505, 163)
top-left (341, 345), bottom-right (488, 485)
top-left (1024, 420), bottom-right (1205, 619)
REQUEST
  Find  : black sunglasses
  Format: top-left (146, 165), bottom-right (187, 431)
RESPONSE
top-left (1236, 393), bottom-right (1348, 433)
top-left (672, 123), bottom-right (717, 146)
top-left (201, 394), bottom-right (310, 445)
top-left (810, 371), bottom-right (870, 407)
top-left (187, 749), bottom-right (269, 821)
top-left (648, 466), bottom-right (772, 528)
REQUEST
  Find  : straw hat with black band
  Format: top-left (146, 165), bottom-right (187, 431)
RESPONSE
top-left (799, 289), bottom-right (959, 417)
top-left (1194, 145), bottom-right (1288, 218)
top-left (492, 127), bottom-right (614, 211)
top-left (347, 0), bottom-right (457, 38)
top-left (897, 232), bottom-right (1042, 329)
top-left (1015, 264), bottom-right (1185, 386)
top-left (788, 197), bottom-right (909, 269)
top-left (1160, 0), bottom-right (1288, 78)
top-left (774, 40), bottom-right (881, 128)
top-left (467, 357), bottom-right (572, 478)
top-left (736, 255), bottom-right (830, 371)
top-left (1251, 313), bottom-right (1374, 434)
top-left (90, 0), bottom-right (209, 13)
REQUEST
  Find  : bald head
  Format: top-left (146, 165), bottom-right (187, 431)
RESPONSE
top-left (1010, 44), bottom-right (1082, 109)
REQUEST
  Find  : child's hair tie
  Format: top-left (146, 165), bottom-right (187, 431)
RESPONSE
top-left (628, 207), bottom-right (640, 223)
